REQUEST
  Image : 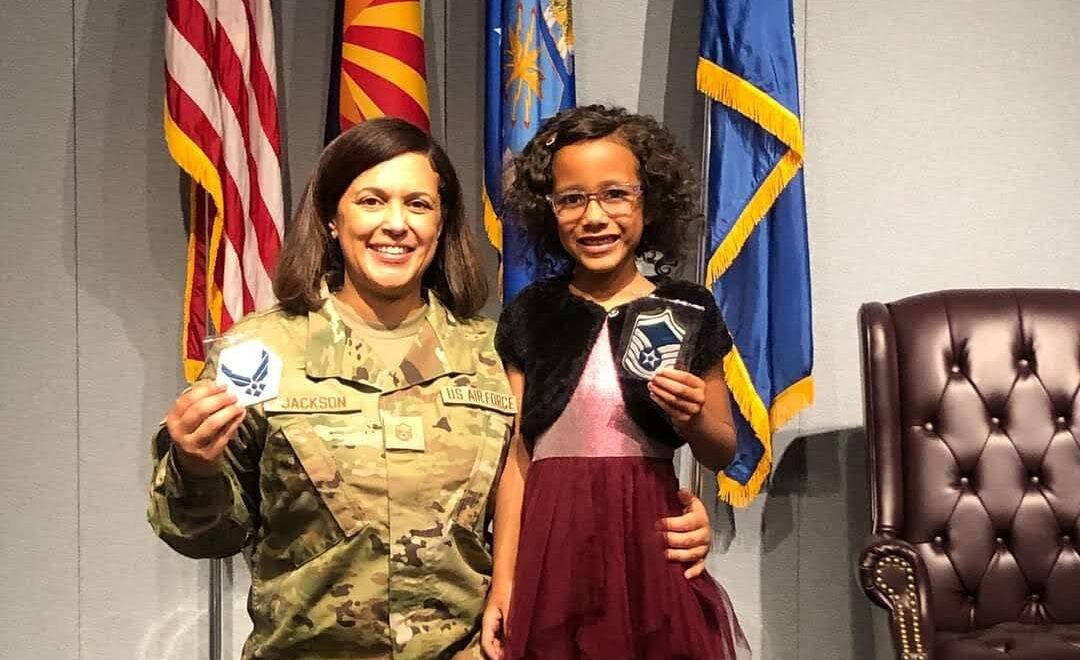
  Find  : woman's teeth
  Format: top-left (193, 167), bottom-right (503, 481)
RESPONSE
top-left (372, 245), bottom-right (411, 255)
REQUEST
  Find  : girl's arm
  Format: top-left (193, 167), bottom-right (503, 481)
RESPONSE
top-left (648, 363), bottom-right (737, 472)
top-left (481, 366), bottom-right (528, 660)
top-left (492, 367), bottom-right (529, 586)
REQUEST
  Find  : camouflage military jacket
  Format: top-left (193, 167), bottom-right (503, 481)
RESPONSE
top-left (148, 295), bottom-right (515, 659)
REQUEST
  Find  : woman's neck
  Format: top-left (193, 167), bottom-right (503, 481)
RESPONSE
top-left (335, 281), bottom-right (425, 329)
top-left (569, 262), bottom-right (654, 310)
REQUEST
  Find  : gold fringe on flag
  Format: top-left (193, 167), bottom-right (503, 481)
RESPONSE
top-left (182, 180), bottom-right (204, 383)
top-left (718, 347), bottom-right (773, 507)
top-left (696, 57), bottom-right (804, 156)
top-left (164, 107), bottom-right (226, 383)
top-left (483, 189), bottom-right (503, 252)
top-left (704, 149), bottom-right (803, 289)
top-left (697, 57), bottom-right (813, 505)
top-left (770, 376), bottom-right (815, 431)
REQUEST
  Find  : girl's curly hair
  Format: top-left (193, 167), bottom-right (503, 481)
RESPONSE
top-left (503, 104), bottom-right (701, 277)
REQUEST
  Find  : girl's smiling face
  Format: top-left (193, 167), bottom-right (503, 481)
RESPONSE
top-left (550, 138), bottom-right (645, 277)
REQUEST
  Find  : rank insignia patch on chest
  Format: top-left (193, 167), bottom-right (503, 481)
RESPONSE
top-left (381, 412), bottom-right (426, 451)
top-left (621, 308), bottom-right (686, 379)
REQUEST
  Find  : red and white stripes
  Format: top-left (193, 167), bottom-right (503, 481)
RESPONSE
top-left (165, 0), bottom-right (283, 380)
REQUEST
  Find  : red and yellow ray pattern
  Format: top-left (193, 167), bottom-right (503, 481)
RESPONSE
top-left (339, 0), bottom-right (430, 132)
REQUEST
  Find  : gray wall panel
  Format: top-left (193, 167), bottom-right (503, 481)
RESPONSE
top-left (443, 0), bottom-right (499, 315)
top-left (72, 1), bottom-right (205, 658)
top-left (801, 0), bottom-right (1080, 433)
top-left (276, 0), bottom-right (335, 212)
top-left (575, 1), bottom-right (649, 108)
top-left (0, 1), bottom-right (80, 657)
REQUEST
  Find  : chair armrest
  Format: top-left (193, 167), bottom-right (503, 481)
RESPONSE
top-left (859, 536), bottom-right (935, 660)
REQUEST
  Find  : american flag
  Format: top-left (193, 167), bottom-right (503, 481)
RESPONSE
top-left (164, 0), bottom-right (285, 382)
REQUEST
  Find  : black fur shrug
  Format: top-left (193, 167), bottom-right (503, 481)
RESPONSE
top-left (495, 276), bottom-right (733, 452)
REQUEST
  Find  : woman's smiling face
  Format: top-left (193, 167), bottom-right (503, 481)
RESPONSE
top-left (331, 151), bottom-right (443, 303)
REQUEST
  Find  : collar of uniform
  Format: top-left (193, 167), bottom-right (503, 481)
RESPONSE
top-left (304, 291), bottom-right (477, 390)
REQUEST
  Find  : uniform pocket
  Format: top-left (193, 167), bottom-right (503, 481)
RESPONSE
top-left (445, 405), bottom-right (513, 533)
top-left (258, 418), bottom-right (364, 569)
top-left (279, 418), bottom-right (367, 535)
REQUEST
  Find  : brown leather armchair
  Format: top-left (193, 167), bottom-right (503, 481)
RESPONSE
top-left (858, 289), bottom-right (1080, 660)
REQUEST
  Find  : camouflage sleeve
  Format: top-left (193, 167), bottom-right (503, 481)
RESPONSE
top-left (147, 410), bottom-right (265, 558)
top-left (147, 338), bottom-right (267, 559)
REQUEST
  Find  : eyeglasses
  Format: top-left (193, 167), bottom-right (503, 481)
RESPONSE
top-left (545, 184), bottom-right (644, 221)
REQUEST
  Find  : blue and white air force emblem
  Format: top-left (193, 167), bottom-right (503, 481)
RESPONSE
top-left (215, 339), bottom-right (282, 406)
top-left (621, 308), bottom-right (687, 379)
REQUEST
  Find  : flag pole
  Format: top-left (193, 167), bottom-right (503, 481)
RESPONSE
top-left (203, 185), bottom-right (223, 660)
top-left (209, 556), bottom-right (223, 660)
top-left (691, 97), bottom-right (712, 500)
top-left (692, 85), bottom-right (739, 555)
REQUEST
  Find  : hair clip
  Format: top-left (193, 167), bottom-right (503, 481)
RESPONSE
top-left (544, 133), bottom-right (556, 146)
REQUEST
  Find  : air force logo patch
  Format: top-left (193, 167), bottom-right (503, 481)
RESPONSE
top-left (621, 308), bottom-right (686, 379)
top-left (215, 339), bottom-right (282, 407)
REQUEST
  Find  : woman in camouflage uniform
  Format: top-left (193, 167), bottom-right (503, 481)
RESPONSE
top-left (148, 117), bottom-right (715, 660)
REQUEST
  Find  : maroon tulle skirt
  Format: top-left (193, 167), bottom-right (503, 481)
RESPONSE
top-left (505, 456), bottom-right (748, 660)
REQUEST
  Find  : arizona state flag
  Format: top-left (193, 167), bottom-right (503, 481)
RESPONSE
top-left (698, 0), bottom-right (814, 506)
top-left (326, 0), bottom-right (430, 139)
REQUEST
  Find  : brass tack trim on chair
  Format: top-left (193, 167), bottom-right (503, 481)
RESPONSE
top-left (874, 556), bottom-right (925, 659)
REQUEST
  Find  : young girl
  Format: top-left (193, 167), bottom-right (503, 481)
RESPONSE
top-left (481, 105), bottom-right (751, 660)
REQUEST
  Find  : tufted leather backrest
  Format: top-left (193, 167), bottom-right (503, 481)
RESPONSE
top-left (861, 289), bottom-right (1080, 633)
